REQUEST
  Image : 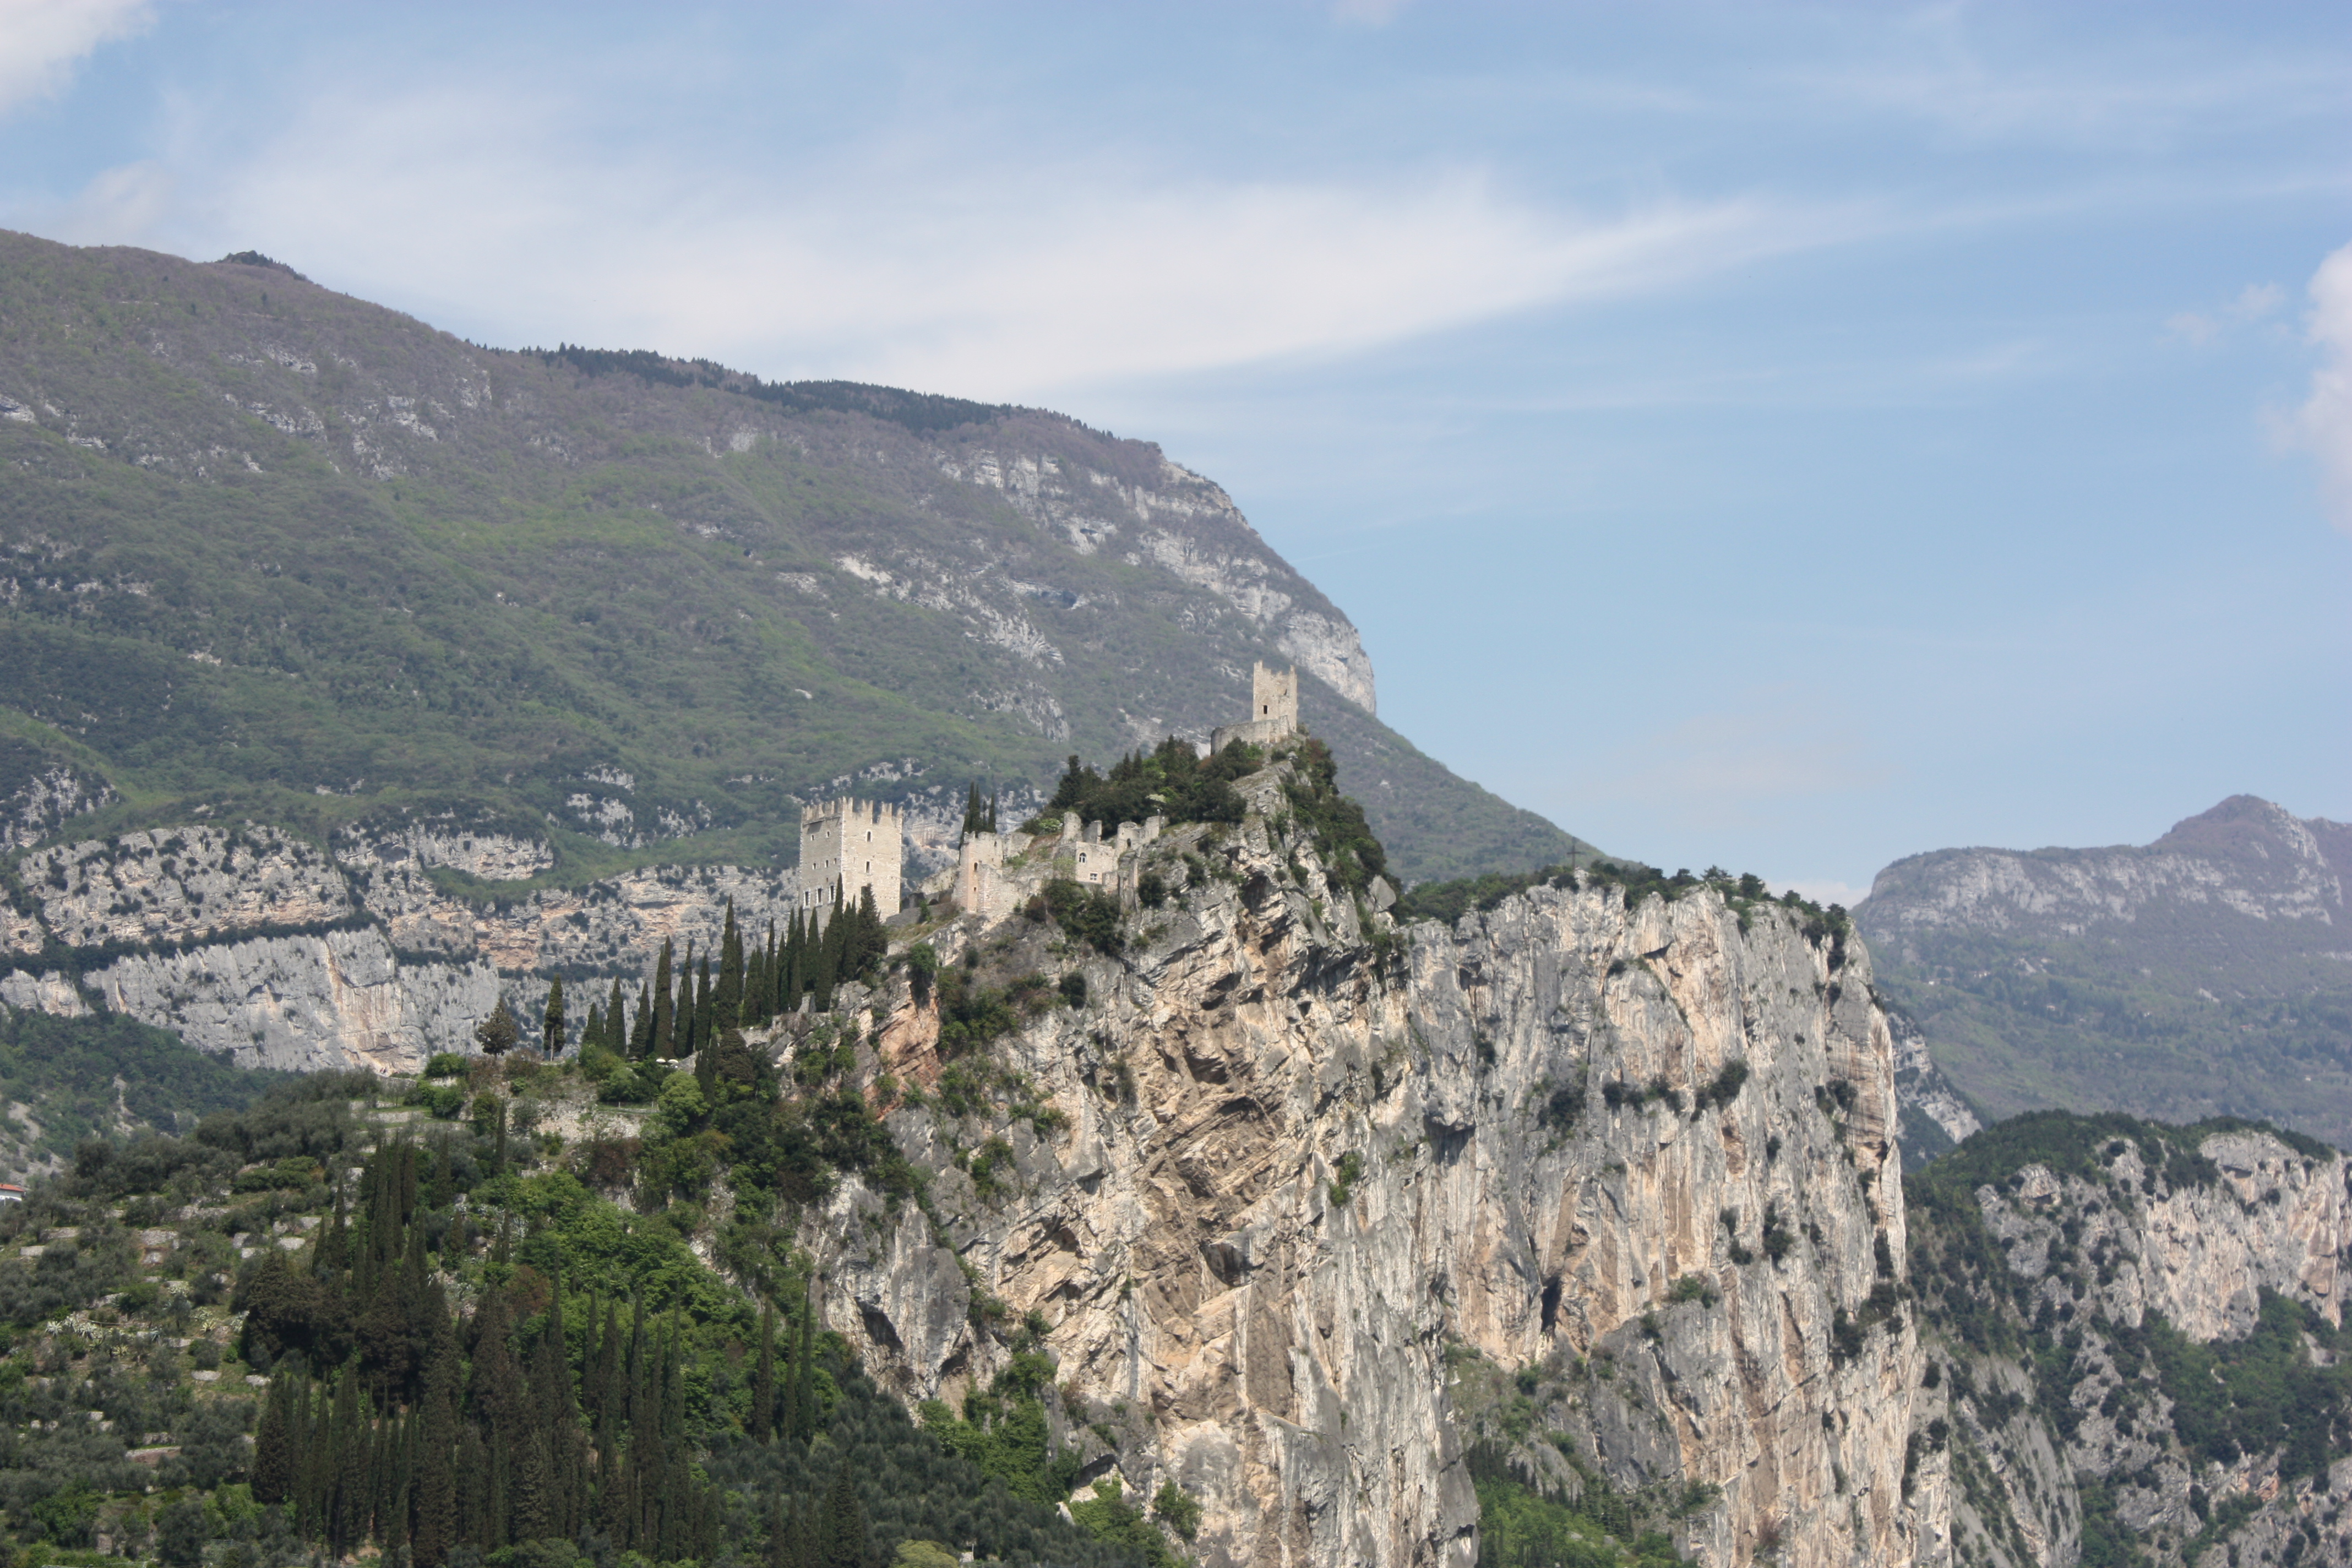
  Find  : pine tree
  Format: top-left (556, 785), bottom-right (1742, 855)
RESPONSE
top-left (651, 939), bottom-right (675, 1058)
top-left (474, 995), bottom-right (521, 1058)
top-left (542, 975), bottom-right (567, 1058)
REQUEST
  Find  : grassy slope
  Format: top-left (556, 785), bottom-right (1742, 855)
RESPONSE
top-left (0, 231), bottom-right (1576, 886)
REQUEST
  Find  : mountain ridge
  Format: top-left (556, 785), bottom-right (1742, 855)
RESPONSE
top-left (0, 228), bottom-right (1586, 889)
top-left (1858, 793), bottom-right (2352, 1148)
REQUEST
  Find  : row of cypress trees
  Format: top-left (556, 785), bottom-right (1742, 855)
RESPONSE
top-left (571, 893), bottom-right (892, 1063)
top-left (244, 1139), bottom-right (847, 1567)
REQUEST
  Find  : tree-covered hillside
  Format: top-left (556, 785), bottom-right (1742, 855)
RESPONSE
top-left (0, 1059), bottom-right (1174, 1568)
top-left (0, 230), bottom-right (1586, 887)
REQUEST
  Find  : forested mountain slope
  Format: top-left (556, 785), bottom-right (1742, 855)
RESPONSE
top-left (1857, 796), bottom-right (2352, 1148)
top-left (0, 230), bottom-right (1583, 889)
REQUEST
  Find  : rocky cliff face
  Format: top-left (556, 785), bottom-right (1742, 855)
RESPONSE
top-left (2, 818), bottom-right (807, 1072)
top-left (797, 775), bottom-right (1926, 1567)
top-left (1909, 1115), bottom-right (2352, 1568)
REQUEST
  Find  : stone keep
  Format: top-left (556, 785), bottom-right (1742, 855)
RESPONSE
top-left (799, 798), bottom-right (902, 919)
top-left (1211, 661), bottom-right (1300, 753)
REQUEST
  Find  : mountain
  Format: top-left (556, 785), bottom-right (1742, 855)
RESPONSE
top-left (7, 743), bottom-right (2352, 1567)
top-left (0, 228), bottom-right (1586, 891)
top-left (1856, 795), bottom-right (2352, 1147)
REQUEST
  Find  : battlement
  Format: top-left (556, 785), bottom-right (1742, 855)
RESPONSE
top-left (798, 796), bottom-right (903, 920)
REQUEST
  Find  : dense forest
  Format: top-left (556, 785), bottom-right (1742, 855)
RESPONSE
top-left (0, 1060), bottom-right (1166, 1568)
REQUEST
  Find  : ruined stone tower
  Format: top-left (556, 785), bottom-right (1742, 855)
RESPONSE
top-left (798, 798), bottom-right (902, 921)
top-left (1212, 661), bottom-right (1300, 753)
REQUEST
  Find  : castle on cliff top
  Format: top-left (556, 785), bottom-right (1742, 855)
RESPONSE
top-left (1211, 662), bottom-right (1298, 754)
top-left (799, 796), bottom-right (901, 918)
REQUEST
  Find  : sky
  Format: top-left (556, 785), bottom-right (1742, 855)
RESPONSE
top-left (4, 0), bottom-right (2348, 901)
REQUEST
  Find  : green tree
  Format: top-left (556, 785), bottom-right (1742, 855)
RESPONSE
top-left (541, 976), bottom-right (567, 1059)
top-left (475, 997), bottom-right (521, 1058)
top-left (651, 938), bottom-right (676, 1058)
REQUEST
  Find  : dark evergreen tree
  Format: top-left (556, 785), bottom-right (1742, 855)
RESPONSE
top-left (474, 996), bottom-right (521, 1058)
top-left (542, 975), bottom-right (566, 1058)
top-left (651, 939), bottom-right (675, 1058)
top-left (717, 900), bottom-right (744, 1027)
top-left (818, 1463), bottom-right (869, 1568)
top-left (252, 1372), bottom-right (296, 1504)
top-left (752, 1295), bottom-right (777, 1442)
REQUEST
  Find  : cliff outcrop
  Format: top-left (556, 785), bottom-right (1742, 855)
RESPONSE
top-left (798, 771), bottom-right (1926, 1567)
top-left (1909, 1113), bottom-right (2352, 1568)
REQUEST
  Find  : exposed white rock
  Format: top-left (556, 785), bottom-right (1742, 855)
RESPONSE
top-left (20, 824), bottom-right (353, 949)
top-left (82, 925), bottom-right (500, 1072)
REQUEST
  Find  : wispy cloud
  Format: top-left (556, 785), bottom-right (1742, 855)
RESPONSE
top-left (50, 74), bottom-right (1831, 401)
top-left (0, 0), bottom-right (149, 117)
top-left (2296, 239), bottom-right (2352, 535)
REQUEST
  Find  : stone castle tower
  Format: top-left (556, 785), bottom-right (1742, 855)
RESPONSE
top-left (798, 797), bottom-right (902, 921)
top-left (1212, 661), bottom-right (1300, 753)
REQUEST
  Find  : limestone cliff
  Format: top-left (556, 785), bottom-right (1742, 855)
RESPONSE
top-left (797, 772), bottom-right (1926, 1567)
top-left (2, 818), bottom-right (804, 1073)
top-left (1909, 1114), bottom-right (2352, 1568)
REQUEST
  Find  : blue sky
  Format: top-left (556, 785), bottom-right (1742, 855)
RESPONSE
top-left (6, 1), bottom-right (2348, 899)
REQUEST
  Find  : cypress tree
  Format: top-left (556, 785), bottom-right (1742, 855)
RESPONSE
top-left (252, 1373), bottom-right (296, 1504)
top-left (987, 791), bottom-right (998, 833)
top-left (751, 1296), bottom-right (776, 1441)
top-left (542, 975), bottom-right (566, 1058)
top-left (630, 978), bottom-right (654, 1058)
top-left (717, 900), bottom-right (743, 1026)
top-left (744, 921), bottom-right (770, 1028)
top-left (675, 941), bottom-right (698, 1058)
top-left (818, 1465), bottom-right (868, 1568)
top-left (651, 939), bottom-right (675, 1058)
top-left (415, 1310), bottom-right (459, 1565)
top-left (781, 911), bottom-right (805, 1013)
top-left (694, 951), bottom-right (716, 1050)
top-left (961, 781), bottom-right (981, 839)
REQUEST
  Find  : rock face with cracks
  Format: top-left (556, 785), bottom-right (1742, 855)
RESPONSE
top-left (805, 787), bottom-right (1928, 1567)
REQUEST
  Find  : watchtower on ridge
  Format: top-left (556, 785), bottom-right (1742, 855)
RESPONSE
top-left (799, 797), bottom-right (902, 921)
top-left (1212, 661), bottom-right (1300, 753)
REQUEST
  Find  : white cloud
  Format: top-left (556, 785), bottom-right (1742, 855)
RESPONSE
top-left (0, 0), bottom-right (149, 117)
top-left (2297, 240), bottom-right (2352, 535)
top-left (60, 76), bottom-right (1822, 401)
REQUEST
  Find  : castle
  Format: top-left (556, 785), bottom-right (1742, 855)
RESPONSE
top-left (1211, 661), bottom-right (1298, 753)
top-left (950, 662), bottom-right (1298, 921)
top-left (798, 797), bottom-right (901, 919)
